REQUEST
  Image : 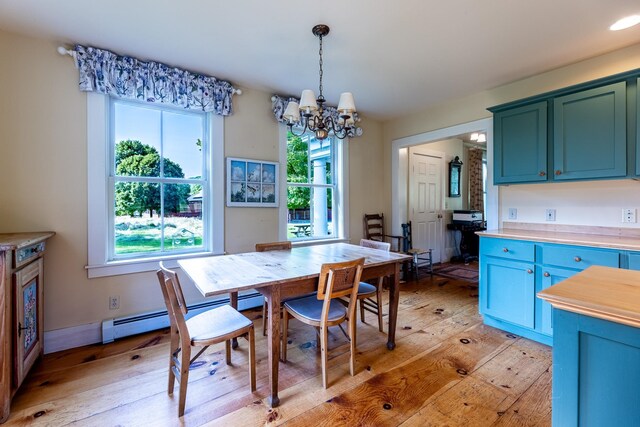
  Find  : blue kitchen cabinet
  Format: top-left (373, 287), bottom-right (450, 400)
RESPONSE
top-left (552, 309), bottom-right (640, 426)
top-left (493, 101), bottom-right (548, 184)
top-left (480, 256), bottom-right (535, 329)
top-left (628, 251), bottom-right (640, 270)
top-left (552, 82), bottom-right (627, 180)
top-left (538, 266), bottom-right (575, 336)
top-left (480, 236), bottom-right (623, 345)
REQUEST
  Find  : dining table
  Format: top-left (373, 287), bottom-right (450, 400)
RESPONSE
top-left (178, 242), bottom-right (411, 407)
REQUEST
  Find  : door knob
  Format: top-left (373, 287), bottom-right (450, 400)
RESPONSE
top-left (555, 170), bottom-right (562, 175)
top-left (526, 269), bottom-right (533, 274)
top-left (543, 272), bottom-right (550, 277)
top-left (539, 171), bottom-right (546, 176)
top-left (574, 256), bottom-right (582, 262)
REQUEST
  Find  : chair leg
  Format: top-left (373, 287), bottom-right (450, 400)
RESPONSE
top-left (248, 326), bottom-right (256, 392)
top-left (168, 327), bottom-right (179, 395)
top-left (262, 298), bottom-right (268, 336)
top-left (359, 297), bottom-right (366, 323)
top-left (178, 346), bottom-right (191, 417)
top-left (349, 318), bottom-right (357, 377)
top-left (225, 340), bottom-right (231, 365)
top-left (320, 325), bottom-right (329, 389)
top-left (429, 249), bottom-right (433, 277)
top-left (281, 309), bottom-right (289, 362)
top-left (376, 278), bottom-right (384, 332)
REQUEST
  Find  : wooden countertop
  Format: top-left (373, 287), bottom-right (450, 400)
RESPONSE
top-left (538, 266), bottom-right (640, 328)
top-left (478, 228), bottom-right (640, 251)
top-left (0, 232), bottom-right (55, 251)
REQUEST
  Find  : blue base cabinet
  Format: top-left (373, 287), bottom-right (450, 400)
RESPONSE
top-left (552, 310), bottom-right (640, 426)
top-left (479, 236), bottom-right (627, 345)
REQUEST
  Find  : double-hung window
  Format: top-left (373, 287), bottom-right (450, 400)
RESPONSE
top-left (87, 94), bottom-right (224, 278)
top-left (283, 129), bottom-right (347, 242)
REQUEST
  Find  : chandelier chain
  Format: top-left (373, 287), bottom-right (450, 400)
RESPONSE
top-left (318, 34), bottom-right (323, 99)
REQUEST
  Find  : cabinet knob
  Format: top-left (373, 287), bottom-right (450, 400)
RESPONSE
top-left (543, 272), bottom-right (550, 277)
top-left (539, 171), bottom-right (546, 176)
top-left (555, 170), bottom-right (562, 175)
top-left (574, 256), bottom-right (582, 262)
top-left (503, 248), bottom-right (509, 253)
top-left (527, 269), bottom-right (533, 274)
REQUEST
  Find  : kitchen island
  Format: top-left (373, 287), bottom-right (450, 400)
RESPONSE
top-left (538, 266), bottom-right (640, 426)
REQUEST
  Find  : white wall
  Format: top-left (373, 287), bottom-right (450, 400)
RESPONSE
top-left (501, 180), bottom-right (640, 227)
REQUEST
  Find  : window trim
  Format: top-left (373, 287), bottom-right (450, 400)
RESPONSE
top-left (278, 125), bottom-right (349, 244)
top-left (86, 92), bottom-right (224, 278)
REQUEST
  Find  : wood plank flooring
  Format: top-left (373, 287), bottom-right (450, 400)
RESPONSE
top-left (4, 272), bottom-right (552, 426)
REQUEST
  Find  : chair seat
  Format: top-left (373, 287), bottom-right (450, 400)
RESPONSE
top-left (357, 282), bottom-right (377, 297)
top-left (407, 248), bottom-right (429, 255)
top-left (187, 305), bottom-right (252, 344)
top-left (284, 295), bottom-right (346, 323)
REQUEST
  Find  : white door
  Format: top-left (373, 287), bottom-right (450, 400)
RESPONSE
top-left (409, 151), bottom-right (443, 262)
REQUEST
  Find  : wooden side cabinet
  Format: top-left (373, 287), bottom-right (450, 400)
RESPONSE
top-left (0, 232), bottom-right (54, 424)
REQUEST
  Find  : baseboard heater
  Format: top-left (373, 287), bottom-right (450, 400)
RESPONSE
top-left (101, 291), bottom-right (264, 344)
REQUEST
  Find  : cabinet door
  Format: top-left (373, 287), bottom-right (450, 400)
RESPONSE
top-left (637, 77), bottom-right (640, 177)
top-left (13, 258), bottom-right (43, 386)
top-left (480, 257), bottom-right (535, 328)
top-left (553, 82), bottom-right (627, 180)
top-left (494, 101), bottom-right (548, 184)
top-left (538, 266), bottom-right (576, 336)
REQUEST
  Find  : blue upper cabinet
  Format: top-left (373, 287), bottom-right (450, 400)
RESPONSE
top-left (553, 82), bottom-right (627, 180)
top-left (494, 102), bottom-right (547, 184)
top-left (637, 77), bottom-right (640, 177)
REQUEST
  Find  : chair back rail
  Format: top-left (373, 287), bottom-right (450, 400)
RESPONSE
top-left (256, 241), bottom-right (292, 252)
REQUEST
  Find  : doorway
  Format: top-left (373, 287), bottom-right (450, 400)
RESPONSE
top-left (409, 148), bottom-right (444, 262)
top-left (391, 118), bottom-right (497, 263)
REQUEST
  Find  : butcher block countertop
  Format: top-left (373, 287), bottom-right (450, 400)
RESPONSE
top-left (477, 222), bottom-right (640, 251)
top-left (0, 232), bottom-right (55, 251)
top-left (538, 266), bottom-right (640, 328)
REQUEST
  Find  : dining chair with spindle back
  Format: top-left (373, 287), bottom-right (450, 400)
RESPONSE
top-left (357, 238), bottom-right (391, 332)
top-left (157, 262), bottom-right (256, 417)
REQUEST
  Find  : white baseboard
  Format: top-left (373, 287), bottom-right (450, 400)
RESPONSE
top-left (44, 322), bottom-right (102, 354)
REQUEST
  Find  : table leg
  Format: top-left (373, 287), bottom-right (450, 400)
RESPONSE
top-left (230, 291), bottom-right (239, 349)
top-left (387, 262), bottom-right (401, 350)
top-left (263, 286), bottom-right (281, 407)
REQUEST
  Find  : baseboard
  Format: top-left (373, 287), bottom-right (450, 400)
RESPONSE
top-left (44, 322), bottom-right (102, 354)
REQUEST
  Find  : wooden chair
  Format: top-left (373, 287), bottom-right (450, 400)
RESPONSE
top-left (363, 213), bottom-right (404, 251)
top-left (282, 257), bottom-right (365, 388)
top-left (401, 221), bottom-right (433, 279)
top-left (357, 239), bottom-right (391, 332)
top-left (256, 241), bottom-right (293, 336)
top-left (156, 262), bottom-right (256, 417)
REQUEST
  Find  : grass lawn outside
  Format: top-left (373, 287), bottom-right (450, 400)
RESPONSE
top-left (115, 216), bottom-right (203, 254)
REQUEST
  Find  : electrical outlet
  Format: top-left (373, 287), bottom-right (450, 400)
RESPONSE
top-left (508, 208), bottom-right (517, 220)
top-left (109, 296), bottom-right (120, 310)
top-left (545, 209), bottom-right (556, 221)
top-left (622, 208), bottom-right (637, 223)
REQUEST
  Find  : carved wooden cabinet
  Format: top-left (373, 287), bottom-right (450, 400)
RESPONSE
top-left (0, 232), bottom-right (54, 423)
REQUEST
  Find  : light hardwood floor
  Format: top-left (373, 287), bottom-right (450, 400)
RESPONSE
top-left (5, 272), bottom-right (551, 426)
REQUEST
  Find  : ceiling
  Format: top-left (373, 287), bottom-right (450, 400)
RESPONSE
top-left (1, 1), bottom-right (640, 120)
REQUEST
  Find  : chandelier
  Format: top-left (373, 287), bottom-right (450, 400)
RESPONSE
top-left (283, 24), bottom-right (357, 140)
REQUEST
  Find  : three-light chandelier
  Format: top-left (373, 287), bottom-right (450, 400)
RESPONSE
top-left (283, 24), bottom-right (357, 140)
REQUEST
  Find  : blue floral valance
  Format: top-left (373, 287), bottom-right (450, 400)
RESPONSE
top-left (271, 95), bottom-right (363, 137)
top-left (74, 45), bottom-right (237, 115)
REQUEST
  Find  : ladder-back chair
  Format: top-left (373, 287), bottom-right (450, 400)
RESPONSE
top-left (357, 239), bottom-right (391, 332)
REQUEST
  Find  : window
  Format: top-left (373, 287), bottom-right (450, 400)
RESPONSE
top-left (111, 99), bottom-right (208, 258)
top-left (281, 129), bottom-right (348, 242)
top-left (87, 93), bottom-right (224, 278)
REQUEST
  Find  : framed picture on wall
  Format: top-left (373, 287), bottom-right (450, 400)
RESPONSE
top-left (449, 156), bottom-right (463, 197)
top-left (226, 157), bottom-right (279, 207)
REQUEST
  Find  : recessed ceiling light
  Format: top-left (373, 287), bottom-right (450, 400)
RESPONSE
top-left (610, 15), bottom-right (640, 31)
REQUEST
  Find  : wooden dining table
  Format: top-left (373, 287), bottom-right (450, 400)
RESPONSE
top-left (178, 242), bottom-right (411, 407)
